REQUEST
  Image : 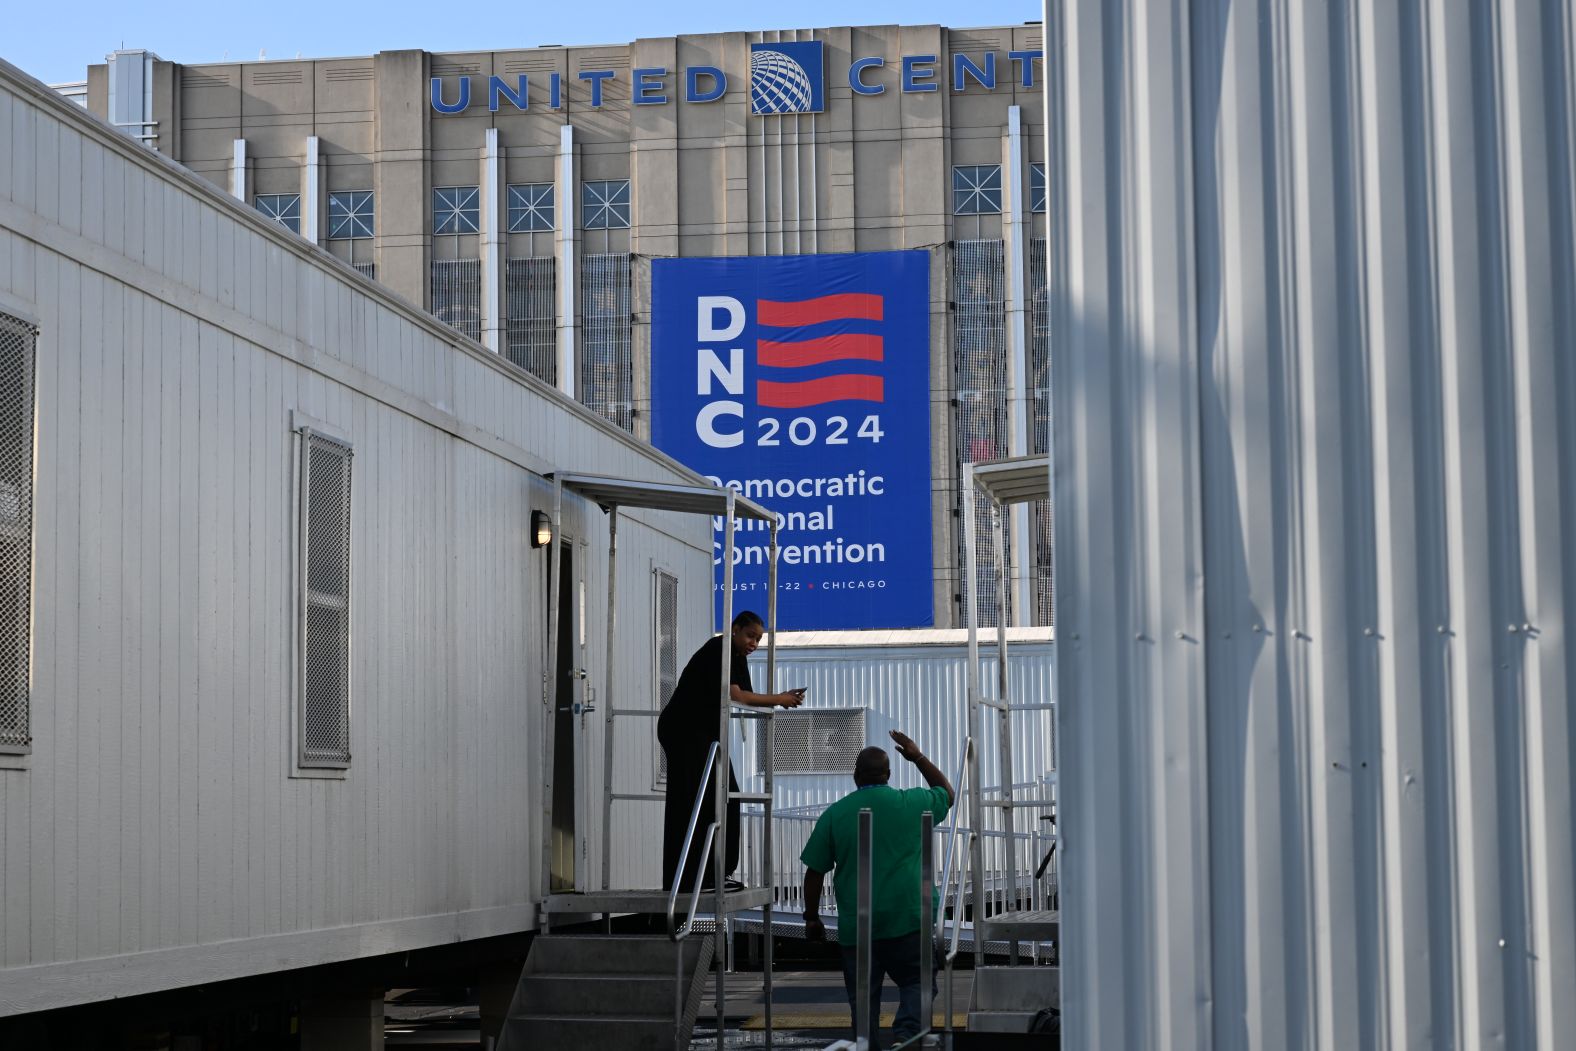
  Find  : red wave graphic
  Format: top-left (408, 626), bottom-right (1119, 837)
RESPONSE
top-left (757, 293), bottom-right (884, 327)
top-left (757, 334), bottom-right (884, 368)
top-left (757, 375), bottom-right (885, 408)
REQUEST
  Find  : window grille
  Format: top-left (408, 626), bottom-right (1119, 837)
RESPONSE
top-left (507, 183), bottom-right (555, 232)
top-left (580, 253), bottom-right (633, 430)
top-left (953, 165), bottom-right (1002, 215)
top-left (255, 193), bottom-right (302, 233)
top-left (328, 190), bottom-right (374, 240)
top-left (582, 180), bottom-right (631, 230)
top-left (352, 261), bottom-right (376, 281)
top-left (953, 239), bottom-right (1011, 626)
top-left (433, 185), bottom-right (480, 235)
top-left (759, 709), bottom-right (866, 774)
top-left (505, 257), bottom-right (557, 384)
top-left (1029, 163), bottom-right (1048, 214)
top-left (1029, 237), bottom-right (1054, 624)
top-left (653, 568), bottom-right (678, 784)
top-left (298, 430), bottom-right (352, 768)
top-left (431, 258), bottom-right (481, 341)
top-left (0, 313), bottom-right (35, 751)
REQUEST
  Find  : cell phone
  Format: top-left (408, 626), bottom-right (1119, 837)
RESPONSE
top-left (788, 687), bottom-right (807, 696)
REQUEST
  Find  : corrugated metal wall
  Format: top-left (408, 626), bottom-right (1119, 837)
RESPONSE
top-left (1045, 1), bottom-right (1575, 1048)
top-left (736, 632), bottom-right (1056, 812)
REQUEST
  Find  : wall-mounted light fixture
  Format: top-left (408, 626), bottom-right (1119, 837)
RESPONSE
top-left (531, 509), bottom-right (554, 549)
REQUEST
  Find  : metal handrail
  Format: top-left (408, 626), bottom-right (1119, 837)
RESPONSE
top-left (941, 739), bottom-right (975, 1045)
top-left (666, 740), bottom-right (723, 939)
top-left (935, 738), bottom-right (973, 942)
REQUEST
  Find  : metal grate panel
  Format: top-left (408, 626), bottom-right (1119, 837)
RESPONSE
top-left (430, 258), bottom-right (481, 341)
top-left (580, 253), bottom-right (633, 430)
top-left (505, 256), bottom-right (557, 384)
top-left (1029, 237), bottom-right (1053, 624)
top-left (653, 568), bottom-right (678, 784)
top-left (299, 431), bottom-right (351, 767)
top-left (0, 313), bottom-right (35, 750)
top-left (758, 708), bottom-right (866, 774)
top-left (952, 239), bottom-right (1011, 626)
top-left (352, 261), bottom-right (376, 281)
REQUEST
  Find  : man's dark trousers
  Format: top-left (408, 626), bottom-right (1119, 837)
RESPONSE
top-left (839, 932), bottom-right (926, 1049)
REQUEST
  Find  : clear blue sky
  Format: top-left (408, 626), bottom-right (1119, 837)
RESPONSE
top-left (6, 0), bottom-right (1042, 87)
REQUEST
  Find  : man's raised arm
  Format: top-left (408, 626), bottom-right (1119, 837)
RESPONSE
top-left (887, 729), bottom-right (954, 806)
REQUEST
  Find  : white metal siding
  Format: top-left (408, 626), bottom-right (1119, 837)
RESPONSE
top-left (0, 60), bottom-right (712, 1013)
top-left (1045, 2), bottom-right (1575, 1049)
top-left (737, 634), bottom-right (1056, 812)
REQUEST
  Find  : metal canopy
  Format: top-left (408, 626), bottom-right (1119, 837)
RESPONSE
top-left (553, 472), bottom-right (774, 521)
top-left (969, 454), bottom-right (1050, 506)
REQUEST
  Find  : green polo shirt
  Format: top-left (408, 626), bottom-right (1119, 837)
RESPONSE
top-left (800, 783), bottom-right (951, 944)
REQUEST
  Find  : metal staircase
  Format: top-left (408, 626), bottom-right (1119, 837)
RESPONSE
top-left (960, 455), bottom-right (1061, 1035)
top-left (497, 931), bottom-right (716, 1050)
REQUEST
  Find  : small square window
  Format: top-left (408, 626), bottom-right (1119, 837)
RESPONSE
top-left (583, 180), bottom-right (631, 230)
top-left (953, 165), bottom-right (1002, 216)
top-left (328, 190), bottom-right (374, 239)
top-left (1030, 163), bottom-right (1047, 214)
top-left (433, 186), bottom-right (480, 235)
top-left (256, 193), bottom-right (302, 233)
top-left (508, 183), bottom-right (555, 233)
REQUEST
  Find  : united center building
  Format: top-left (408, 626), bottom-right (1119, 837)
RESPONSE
top-left (78, 24), bottom-right (1053, 629)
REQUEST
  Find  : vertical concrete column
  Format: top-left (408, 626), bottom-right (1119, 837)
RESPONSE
top-left (555, 123), bottom-right (577, 398)
top-left (231, 138), bottom-right (248, 200)
top-left (298, 991), bottom-right (383, 1051)
top-left (631, 37), bottom-right (679, 440)
top-left (303, 135), bottom-right (322, 244)
top-left (373, 49), bottom-right (432, 309)
top-left (1003, 105), bottom-right (1034, 624)
top-left (481, 127), bottom-right (505, 353)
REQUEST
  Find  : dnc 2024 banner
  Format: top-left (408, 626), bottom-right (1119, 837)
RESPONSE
top-left (651, 251), bottom-right (933, 631)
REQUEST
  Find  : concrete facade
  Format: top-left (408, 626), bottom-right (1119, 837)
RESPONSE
top-left (83, 24), bottom-right (1054, 629)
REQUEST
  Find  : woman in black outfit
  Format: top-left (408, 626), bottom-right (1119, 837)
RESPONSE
top-left (658, 610), bottom-right (804, 890)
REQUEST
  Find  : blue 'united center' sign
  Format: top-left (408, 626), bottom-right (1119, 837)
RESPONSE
top-left (431, 40), bottom-right (1043, 115)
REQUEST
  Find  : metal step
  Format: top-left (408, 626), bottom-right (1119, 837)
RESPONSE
top-left (523, 933), bottom-right (705, 975)
top-left (980, 909), bottom-right (1060, 941)
top-left (511, 973), bottom-right (674, 1016)
top-left (972, 965), bottom-right (1059, 1011)
top-left (500, 1014), bottom-right (675, 1050)
top-left (966, 1009), bottom-right (1041, 1033)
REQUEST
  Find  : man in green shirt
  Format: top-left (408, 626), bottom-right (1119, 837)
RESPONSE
top-left (801, 730), bottom-right (953, 1049)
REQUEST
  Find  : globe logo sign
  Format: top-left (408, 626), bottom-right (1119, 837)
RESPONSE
top-left (749, 41), bottom-right (826, 115)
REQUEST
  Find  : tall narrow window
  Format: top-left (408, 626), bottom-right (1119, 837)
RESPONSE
top-left (652, 568), bottom-right (678, 785)
top-left (580, 253), bottom-right (633, 430)
top-left (952, 239), bottom-right (1011, 626)
top-left (0, 312), bottom-right (35, 753)
top-left (298, 429), bottom-right (352, 768)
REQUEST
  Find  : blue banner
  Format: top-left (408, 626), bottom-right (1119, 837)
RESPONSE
top-left (651, 251), bottom-right (934, 630)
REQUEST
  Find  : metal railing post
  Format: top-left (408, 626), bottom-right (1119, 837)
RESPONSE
top-left (918, 811), bottom-right (934, 1044)
top-left (856, 808), bottom-right (873, 1051)
top-left (601, 507), bottom-right (618, 891)
top-left (716, 491), bottom-right (736, 1050)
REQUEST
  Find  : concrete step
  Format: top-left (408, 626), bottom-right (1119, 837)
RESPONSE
top-left (972, 964), bottom-right (1059, 1011)
top-left (511, 973), bottom-right (674, 1017)
top-left (979, 909), bottom-right (1060, 942)
top-left (524, 933), bottom-right (701, 975)
top-left (966, 1009), bottom-right (1040, 1033)
top-left (502, 1014), bottom-right (675, 1051)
